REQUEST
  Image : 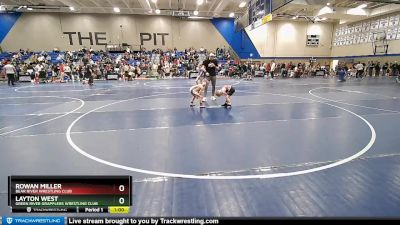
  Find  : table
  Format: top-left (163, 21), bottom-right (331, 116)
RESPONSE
top-left (254, 70), bottom-right (264, 77)
top-left (189, 71), bottom-right (199, 79)
top-left (106, 73), bottom-right (119, 80)
top-left (18, 74), bottom-right (31, 82)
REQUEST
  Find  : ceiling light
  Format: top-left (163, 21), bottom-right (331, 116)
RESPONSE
top-left (27, 7), bottom-right (33, 11)
top-left (357, 3), bottom-right (367, 9)
top-left (317, 6), bottom-right (333, 17)
top-left (151, 0), bottom-right (157, 3)
top-left (314, 17), bottom-right (321, 21)
top-left (193, 10), bottom-right (199, 16)
top-left (155, 9), bottom-right (160, 14)
top-left (327, 2), bottom-right (331, 6)
top-left (69, 6), bottom-right (75, 11)
top-left (113, 7), bottom-right (120, 13)
top-left (188, 16), bottom-right (211, 19)
top-left (197, 0), bottom-right (204, 5)
top-left (0, 5), bottom-right (5, 11)
top-left (292, 16), bottom-right (297, 19)
top-left (239, 1), bottom-right (246, 8)
top-left (321, 17), bottom-right (327, 21)
top-left (229, 12), bottom-right (235, 17)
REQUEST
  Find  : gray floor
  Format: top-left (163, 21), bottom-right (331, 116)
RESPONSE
top-left (0, 76), bottom-right (399, 217)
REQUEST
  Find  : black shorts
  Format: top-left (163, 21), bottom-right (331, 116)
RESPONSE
top-left (227, 87), bottom-right (235, 96)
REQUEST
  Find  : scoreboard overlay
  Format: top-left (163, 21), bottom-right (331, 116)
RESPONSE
top-left (8, 176), bottom-right (132, 214)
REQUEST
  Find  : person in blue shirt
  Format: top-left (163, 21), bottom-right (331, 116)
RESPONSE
top-left (338, 67), bottom-right (346, 82)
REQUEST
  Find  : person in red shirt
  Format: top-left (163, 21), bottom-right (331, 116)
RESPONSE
top-left (266, 63), bottom-right (271, 78)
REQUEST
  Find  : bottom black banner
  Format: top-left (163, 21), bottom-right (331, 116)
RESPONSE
top-left (66, 217), bottom-right (399, 225)
top-left (68, 218), bottom-right (220, 225)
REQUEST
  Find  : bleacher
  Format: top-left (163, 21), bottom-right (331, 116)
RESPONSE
top-left (0, 50), bottom-right (233, 70)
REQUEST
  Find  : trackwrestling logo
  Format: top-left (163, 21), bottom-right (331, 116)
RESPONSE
top-left (2, 217), bottom-right (65, 225)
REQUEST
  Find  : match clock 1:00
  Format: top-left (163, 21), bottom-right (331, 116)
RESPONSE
top-left (109, 206), bottom-right (130, 214)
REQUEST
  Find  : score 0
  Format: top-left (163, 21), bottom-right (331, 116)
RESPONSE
top-left (118, 184), bottom-right (125, 205)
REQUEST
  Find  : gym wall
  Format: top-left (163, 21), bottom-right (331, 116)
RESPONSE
top-left (331, 12), bottom-right (400, 57)
top-left (246, 20), bottom-right (334, 58)
top-left (1, 13), bottom-right (233, 52)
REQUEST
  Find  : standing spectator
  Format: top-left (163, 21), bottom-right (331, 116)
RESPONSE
top-left (250, 63), bottom-right (255, 79)
top-left (355, 62), bottom-right (364, 78)
top-left (265, 63), bottom-right (271, 79)
top-left (396, 62), bottom-right (400, 82)
top-left (281, 63), bottom-right (287, 78)
top-left (375, 62), bottom-right (381, 77)
top-left (259, 63), bottom-right (265, 76)
top-left (338, 66), bottom-right (346, 82)
top-left (15, 63), bottom-right (21, 80)
top-left (270, 60), bottom-right (276, 80)
top-left (35, 62), bottom-right (45, 83)
top-left (241, 62), bottom-right (248, 79)
top-left (220, 61), bottom-right (227, 77)
top-left (3, 61), bottom-right (16, 86)
top-left (84, 64), bottom-right (94, 85)
top-left (368, 61), bottom-right (374, 77)
top-left (26, 63), bottom-right (34, 80)
top-left (202, 53), bottom-right (219, 101)
top-left (157, 63), bottom-right (163, 78)
top-left (382, 62), bottom-right (388, 76)
top-left (391, 61), bottom-right (399, 77)
top-left (64, 64), bottom-right (72, 81)
top-left (397, 71), bottom-right (400, 83)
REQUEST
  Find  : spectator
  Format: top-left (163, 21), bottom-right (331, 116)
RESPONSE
top-left (355, 62), bottom-right (364, 78)
top-left (338, 67), bottom-right (346, 82)
top-left (368, 61), bottom-right (374, 77)
top-left (382, 62), bottom-right (389, 76)
top-left (375, 62), bottom-right (381, 77)
top-left (240, 63), bottom-right (248, 79)
top-left (281, 63), bottom-right (287, 78)
top-left (270, 60), bottom-right (276, 80)
top-left (391, 61), bottom-right (399, 77)
top-left (3, 61), bottom-right (16, 86)
top-left (64, 64), bottom-right (72, 80)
